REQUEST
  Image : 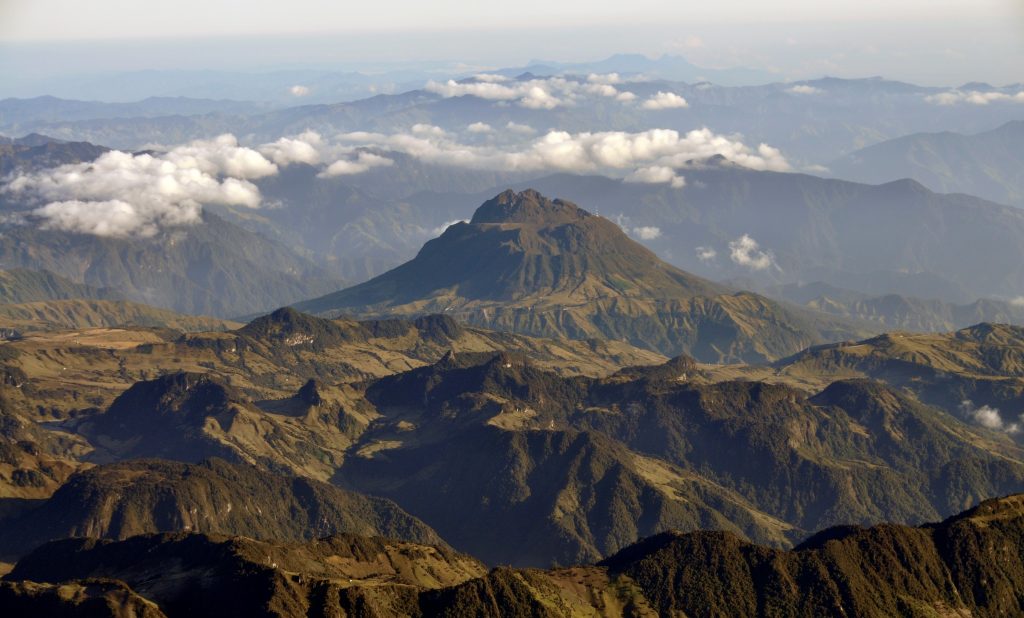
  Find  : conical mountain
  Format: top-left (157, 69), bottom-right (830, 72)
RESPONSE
top-left (297, 189), bottom-right (867, 362)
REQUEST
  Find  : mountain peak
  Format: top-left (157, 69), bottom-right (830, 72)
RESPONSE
top-left (469, 189), bottom-right (591, 225)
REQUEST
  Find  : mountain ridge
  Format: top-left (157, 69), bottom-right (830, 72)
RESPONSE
top-left (297, 189), bottom-right (868, 362)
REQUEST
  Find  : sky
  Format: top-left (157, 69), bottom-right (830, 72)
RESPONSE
top-left (0, 0), bottom-right (1022, 89)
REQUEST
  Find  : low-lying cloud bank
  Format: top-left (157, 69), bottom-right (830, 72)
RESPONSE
top-left (3, 124), bottom-right (790, 239)
top-left (787, 85), bottom-right (822, 95)
top-left (334, 126), bottom-right (790, 175)
top-left (925, 90), bottom-right (1024, 105)
top-left (425, 74), bottom-right (640, 109)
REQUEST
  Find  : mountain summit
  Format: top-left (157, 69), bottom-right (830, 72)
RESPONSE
top-left (297, 190), bottom-right (865, 362)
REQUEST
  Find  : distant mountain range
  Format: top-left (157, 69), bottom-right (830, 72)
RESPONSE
top-left (3, 75), bottom-right (1017, 166)
top-left (0, 214), bottom-right (340, 317)
top-left (0, 269), bottom-right (239, 333)
top-left (737, 280), bottom-right (1024, 332)
top-left (6, 134), bottom-right (1024, 328)
top-left (482, 167), bottom-right (1024, 305)
top-left (0, 133), bottom-right (108, 175)
top-left (297, 189), bottom-right (868, 362)
top-left (830, 120), bottom-right (1024, 207)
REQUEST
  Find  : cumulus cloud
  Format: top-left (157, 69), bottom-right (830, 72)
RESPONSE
top-left (411, 123), bottom-right (446, 137)
top-left (587, 73), bottom-right (622, 84)
top-left (258, 130), bottom-right (323, 166)
top-left (728, 234), bottom-right (776, 270)
top-left (164, 134), bottom-right (278, 179)
top-left (289, 85), bottom-right (311, 97)
top-left (624, 166), bottom-right (686, 188)
top-left (319, 152), bottom-right (395, 177)
top-left (616, 91), bottom-right (638, 102)
top-left (5, 134), bottom-right (276, 238)
top-left (641, 91), bottom-right (689, 110)
top-left (925, 90), bottom-right (1024, 105)
top-left (696, 246), bottom-right (717, 262)
top-left (505, 121), bottom-right (536, 135)
top-left (1010, 296), bottom-right (1024, 307)
top-left (467, 122), bottom-right (494, 133)
top-left (520, 86), bottom-right (562, 109)
top-left (333, 126), bottom-right (790, 177)
top-left (960, 400), bottom-right (1021, 434)
top-left (631, 226), bottom-right (662, 240)
top-left (425, 75), bottom-right (634, 109)
top-left (787, 84), bottom-right (823, 95)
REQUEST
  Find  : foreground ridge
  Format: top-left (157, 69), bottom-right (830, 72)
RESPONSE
top-left (3, 494), bottom-right (1024, 617)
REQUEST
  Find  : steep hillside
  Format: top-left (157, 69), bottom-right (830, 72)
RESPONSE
top-left (0, 458), bottom-right (444, 559)
top-left (0, 387), bottom-right (88, 500)
top-left (830, 120), bottom-right (1024, 207)
top-left (298, 189), bottom-right (868, 362)
top-left (6, 533), bottom-right (486, 618)
top-left (0, 213), bottom-right (341, 317)
top-left (744, 280), bottom-right (1024, 332)
top-left (766, 323), bottom-right (1024, 422)
top-left (0, 299), bottom-right (238, 333)
top-left (0, 309), bottom-right (662, 427)
top-left (0, 268), bottom-right (121, 304)
top-left (5, 495), bottom-right (1024, 617)
top-left (0, 134), bottom-right (109, 176)
top-left (78, 372), bottom-right (369, 481)
top-left (0, 579), bottom-right (166, 618)
top-left (335, 352), bottom-right (1024, 565)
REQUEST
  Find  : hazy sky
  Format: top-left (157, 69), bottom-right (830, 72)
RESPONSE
top-left (0, 0), bottom-right (1022, 86)
top-left (2, 0), bottom-right (1019, 40)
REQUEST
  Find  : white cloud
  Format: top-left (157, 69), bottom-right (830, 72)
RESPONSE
top-left (467, 122), bottom-right (494, 133)
top-left (624, 166), bottom-right (686, 189)
top-left (319, 152), bottom-right (394, 177)
top-left (31, 199), bottom-right (196, 238)
top-left (583, 83), bottom-right (619, 97)
top-left (616, 91), bottom-right (638, 102)
top-left (631, 226), bottom-right (662, 240)
top-left (164, 134), bottom-right (278, 179)
top-left (960, 400), bottom-right (1021, 434)
top-left (472, 73), bottom-right (509, 83)
top-left (1010, 296), bottom-right (1024, 307)
top-left (728, 234), bottom-right (776, 270)
top-left (587, 73), bottom-right (622, 84)
top-left (925, 90), bottom-right (1024, 105)
top-left (787, 84), bottom-right (823, 95)
top-left (520, 85), bottom-right (562, 109)
top-left (506, 121), bottom-right (536, 135)
top-left (425, 75), bottom-right (633, 109)
top-left (696, 246), bottom-right (717, 262)
top-left (641, 91), bottom-right (689, 110)
top-left (426, 219), bottom-right (469, 237)
top-left (289, 85), bottom-right (311, 97)
top-left (334, 127), bottom-right (790, 176)
top-left (258, 130), bottom-right (323, 166)
top-left (412, 124), bottom-right (446, 137)
top-left (5, 134), bottom-right (275, 238)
